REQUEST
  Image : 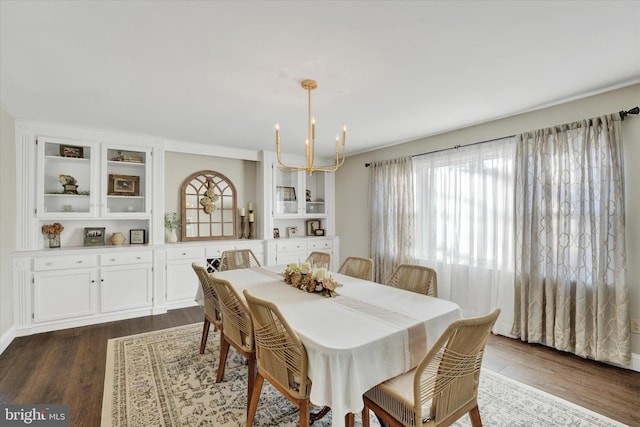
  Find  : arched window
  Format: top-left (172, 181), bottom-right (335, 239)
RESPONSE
top-left (181, 170), bottom-right (237, 241)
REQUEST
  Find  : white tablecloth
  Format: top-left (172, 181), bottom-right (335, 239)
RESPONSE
top-left (208, 266), bottom-right (462, 427)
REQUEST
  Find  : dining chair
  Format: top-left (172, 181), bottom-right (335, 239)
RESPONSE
top-left (243, 289), bottom-right (317, 427)
top-left (219, 249), bottom-right (261, 271)
top-left (306, 251), bottom-right (331, 269)
top-left (191, 263), bottom-right (223, 354)
top-left (337, 256), bottom-right (374, 281)
top-left (209, 275), bottom-right (256, 413)
top-left (361, 308), bottom-right (500, 427)
top-left (385, 264), bottom-right (438, 297)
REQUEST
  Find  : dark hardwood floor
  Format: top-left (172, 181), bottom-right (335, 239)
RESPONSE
top-left (1, 307), bottom-right (638, 426)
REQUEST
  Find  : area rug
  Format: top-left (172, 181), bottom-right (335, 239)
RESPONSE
top-left (101, 323), bottom-right (627, 427)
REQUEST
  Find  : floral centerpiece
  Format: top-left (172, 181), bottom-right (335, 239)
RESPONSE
top-left (283, 262), bottom-right (340, 297)
top-left (42, 222), bottom-right (64, 248)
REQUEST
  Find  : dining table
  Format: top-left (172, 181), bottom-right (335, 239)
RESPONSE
top-left (204, 265), bottom-right (462, 427)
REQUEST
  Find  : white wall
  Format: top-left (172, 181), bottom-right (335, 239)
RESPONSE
top-left (0, 109), bottom-right (16, 351)
top-left (335, 83), bottom-right (640, 358)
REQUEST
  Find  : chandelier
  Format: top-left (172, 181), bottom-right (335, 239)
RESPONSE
top-left (275, 79), bottom-right (346, 175)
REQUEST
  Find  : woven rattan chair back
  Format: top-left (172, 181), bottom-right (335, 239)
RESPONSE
top-left (362, 308), bottom-right (500, 427)
top-left (244, 289), bottom-right (313, 427)
top-left (219, 249), bottom-right (261, 271)
top-left (338, 256), bottom-right (374, 281)
top-left (210, 275), bottom-right (256, 414)
top-left (386, 264), bottom-right (438, 297)
top-left (192, 263), bottom-right (223, 354)
top-left (210, 276), bottom-right (254, 353)
top-left (306, 251), bottom-right (331, 269)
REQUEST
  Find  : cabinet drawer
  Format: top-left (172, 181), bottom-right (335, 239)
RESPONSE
top-left (100, 251), bottom-right (152, 266)
top-left (307, 239), bottom-right (333, 250)
top-left (166, 247), bottom-right (204, 260)
top-left (34, 254), bottom-right (97, 271)
top-left (276, 240), bottom-right (305, 252)
top-left (205, 246), bottom-right (225, 258)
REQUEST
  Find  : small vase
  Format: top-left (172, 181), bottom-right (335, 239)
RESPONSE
top-left (110, 232), bottom-right (126, 245)
top-left (48, 234), bottom-right (61, 248)
top-left (167, 229), bottom-right (178, 243)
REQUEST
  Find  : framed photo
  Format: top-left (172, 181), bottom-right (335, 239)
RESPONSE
top-left (273, 228), bottom-right (280, 239)
top-left (306, 219), bottom-right (321, 236)
top-left (276, 186), bottom-right (297, 201)
top-left (130, 229), bottom-right (146, 244)
top-left (287, 226), bottom-right (299, 237)
top-left (59, 144), bottom-right (84, 158)
top-left (108, 174), bottom-right (140, 196)
top-left (84, 227), bottom-right (105, 246)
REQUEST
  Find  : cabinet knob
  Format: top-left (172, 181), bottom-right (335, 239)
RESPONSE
top-left (76, 260), bottom-right (83, 264)
top-left (182, 252), bottom-right (186, 256)
top-left (110, 258), bottom-right (116, 262)
top-left (136, 256), bottom-right (141, 260)
top-left (91, 280), bottom-right (95, 283)
top-left (45, 262), bottom-right (52, 266)
top-left (101, 279), bottom-right (104, 282)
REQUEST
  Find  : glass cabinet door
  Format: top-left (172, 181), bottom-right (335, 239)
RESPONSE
top-left (304, 170), bottom-right (326, 215)
top-left (274, 166), bottom-right (302, 215)
top-left (102, 146), bottom-right (151, 216)
top-left (36, 137), bottom-right (97, 217)
top-left (273, 164), bottom-right (327, 217)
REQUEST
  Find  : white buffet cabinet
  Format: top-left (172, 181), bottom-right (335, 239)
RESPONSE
top-left (12, 236), bottom-right (338, 336)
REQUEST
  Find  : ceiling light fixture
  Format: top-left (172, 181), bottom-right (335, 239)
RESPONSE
top-left (275, 79), bottom-right (346, 175)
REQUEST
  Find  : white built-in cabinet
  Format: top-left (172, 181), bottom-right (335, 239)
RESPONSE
top-left (27, 249), bottom-right (152, 330)
top-left (36, 137), bottom-right (152, 219)
top-left (273, 164), bottom-right (327, 217)
top-left (13, 128), bottom-right (340, 338)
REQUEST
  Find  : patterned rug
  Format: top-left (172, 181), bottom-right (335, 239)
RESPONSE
top-left (101, 323), bottom-right (626, 427)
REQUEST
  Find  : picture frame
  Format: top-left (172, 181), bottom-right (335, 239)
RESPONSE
top-left (84, 227), bottom-right (105, 246)
top-left (108, 174), bottom-right (140, 196)
top-left (287, 226), bottom-right (299, 237)
top-left (273, 227), bottom-right (280, 239)
top-left (59, 144), bottom-right (84, 158)
top-left (276, 186), bottom-right (297, 201)
top-left (130, 229), bottom-right (146, 244)
top-left (306, 219), bottom-right (321, 236)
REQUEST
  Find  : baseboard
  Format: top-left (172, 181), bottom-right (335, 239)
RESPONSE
top-left (630, 352), bottom-right (640, 372)
top-left (0, 325), bottom-right (16, 355)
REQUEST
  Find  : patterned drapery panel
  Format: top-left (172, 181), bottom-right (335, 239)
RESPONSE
top-left (513, 114), bottom-right (630, 365)
top-left (369, 157), bottom-right (415, 283)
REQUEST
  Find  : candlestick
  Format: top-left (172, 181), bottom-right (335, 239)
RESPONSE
top-left (248, 213), bottom-right (254, 223)
top-left (240, 207), bottom-right (245, 216)
top-left (239, 215), bottom-right (246, 239)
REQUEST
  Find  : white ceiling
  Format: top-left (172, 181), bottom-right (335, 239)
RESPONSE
top-left (1, 1), bottom-right (639, 157)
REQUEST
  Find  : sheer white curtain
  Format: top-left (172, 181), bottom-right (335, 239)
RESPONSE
top-left (369, 157), bottom-right (415, 283)
top-left (514, 114), bottom-right (630, 365)
top-left (413, 138), bottom-right (516, 335)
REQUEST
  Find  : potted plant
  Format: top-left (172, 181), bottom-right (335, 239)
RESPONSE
top-left (42, 222), bottom-right (64, 248)
top-left (164, 212), bottom-right (181, 243)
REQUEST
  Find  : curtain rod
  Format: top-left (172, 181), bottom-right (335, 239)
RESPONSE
top-left (364, 106), bottom-right (639, 168)
top-left (364, 135), bottom-right (514, 168)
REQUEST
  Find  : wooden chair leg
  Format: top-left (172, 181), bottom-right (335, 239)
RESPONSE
top-left (200, 318), bottom-right (211, 354)
top-left (216, 336), bottom-right (230, 383)
top-left (362, 405), bottom-right (370, 427)
top-left (246, 372), bottom-right (264, 427)
top-left (299, 397), bottom-right (310, 427)
top-left (469, 404), bottom-right (483, 427)
top-left (345, 412), bottom-right (354, 427)
top-left (246, 355), bottom-right (256, 415)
